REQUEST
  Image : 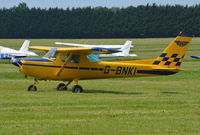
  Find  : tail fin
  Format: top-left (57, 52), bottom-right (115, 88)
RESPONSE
top-left (152, 32), bottom-right (193, 68)
top-left (19, 40), bottom-right (30, 53)
top-left (120, 41), bottom-right (133, 56)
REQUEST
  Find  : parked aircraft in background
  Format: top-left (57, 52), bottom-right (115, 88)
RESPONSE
top-left (12, 32), bottom-right (192, 93)
top-left (191, 56), bottom-right (200, 59)
top-left (0, 40), bottom-right (38, 59)
top-left (55, 41), bottom-right (137, 57)
top-left (55, 41), bottom-right (133, 48)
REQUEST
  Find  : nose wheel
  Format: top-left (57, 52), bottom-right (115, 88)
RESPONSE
top-left (28, 79), bottom-right (38, 91)
top-left (28, 85), bottom-right (37, 91)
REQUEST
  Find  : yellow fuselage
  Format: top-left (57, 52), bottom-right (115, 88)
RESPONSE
top-left (18, 54), bottom-right (177, 81)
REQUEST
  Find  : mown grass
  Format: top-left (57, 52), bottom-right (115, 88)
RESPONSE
top-left (0, 38), bottom-right (200, 135)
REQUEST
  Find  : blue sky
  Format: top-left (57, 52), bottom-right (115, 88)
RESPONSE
top-left (1, 0), bottom-right (200, 8)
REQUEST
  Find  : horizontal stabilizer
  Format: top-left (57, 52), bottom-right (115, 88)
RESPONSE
top-left (152, 66), bottom-right (182, 71)
top-left (128, 54), bottom-right (137, 57)
top-left (191, 56), bottom-right (200, 59)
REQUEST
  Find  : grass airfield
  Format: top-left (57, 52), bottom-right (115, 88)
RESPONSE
top-left (0, 38), bottom-right (200, 135)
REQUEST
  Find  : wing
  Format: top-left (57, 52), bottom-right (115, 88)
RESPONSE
top-left (29, 46), bottom-right (52, 51)
top-left (29, 46), bottom-right (121, 54)
top-left (55, 42), bottom-right (124, 48)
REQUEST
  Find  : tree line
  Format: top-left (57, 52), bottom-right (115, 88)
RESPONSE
top-left (0, 3), bottom-right (200, 38)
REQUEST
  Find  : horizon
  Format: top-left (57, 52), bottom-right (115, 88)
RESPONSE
top-left (0, 0), bottom-right (200, 9)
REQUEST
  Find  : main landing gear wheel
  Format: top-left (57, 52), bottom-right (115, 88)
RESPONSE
top-left (28, 85), bottom-right (37, 91)
top-left (56, 83), bottom-right (67, 91)
top-left (72, 85), bottom-right (83, 93)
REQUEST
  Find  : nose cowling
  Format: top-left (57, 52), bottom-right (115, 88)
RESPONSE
top-left (12, 59), bottom-right (22, 67)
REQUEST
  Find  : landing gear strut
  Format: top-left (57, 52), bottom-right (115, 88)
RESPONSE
top-left (28, 79), bottom-right (38, 91)
top-left (27, 79), bottom-right (84, 93)
top-left (56, 80), bottom-right (72, 91)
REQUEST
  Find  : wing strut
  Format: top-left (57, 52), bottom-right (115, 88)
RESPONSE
top-left (56, 53), bottom-right (72, 76)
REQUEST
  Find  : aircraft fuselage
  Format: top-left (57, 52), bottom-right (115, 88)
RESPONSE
top-left (15, 57), bottom-right (177, 81)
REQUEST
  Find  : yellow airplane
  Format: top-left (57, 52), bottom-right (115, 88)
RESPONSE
top-left (12, 32), bottom-right (192, 93)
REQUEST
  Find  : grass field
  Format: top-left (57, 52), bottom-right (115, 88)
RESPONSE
top-left (0, 38), bottom-right (200, 135)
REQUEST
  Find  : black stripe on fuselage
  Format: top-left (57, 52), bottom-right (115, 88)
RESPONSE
top-left (79, 67), bottom-right (90, 70)
top-left (99, 68), bottom-right (104, 71)
top-left (65, 67), bottom-right (78, 69)
top-left (23, 63), bottom-right (101, 71)
top-left (137, 70), bottom-right (177, 75)
top-left (91, 68), bottom-right (98, 71)
top-left (23, 64), bottom-right (61, 68)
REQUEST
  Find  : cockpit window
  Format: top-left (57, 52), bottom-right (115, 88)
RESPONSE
top-left (61, 54), bottom-right (68, 62)
top-left (44, 48), bottom-right (57, 59)
top-left (87, 54), bottom-right (101, 62)
top-left (70, 55), bottom-right (80, 63)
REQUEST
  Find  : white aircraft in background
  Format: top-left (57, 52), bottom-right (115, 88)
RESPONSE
top-left (0, 40), bottom-right (38, 59)
top-left (55, 41), bottom-right (137, 57)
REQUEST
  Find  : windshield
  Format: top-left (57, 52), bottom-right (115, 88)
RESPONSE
top-left (44, 48), bottom-right (57, 59)
top-left (87, 54), bottom-right (101, 62)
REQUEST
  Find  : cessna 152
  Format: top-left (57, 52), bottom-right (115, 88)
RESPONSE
top-left (0, 40), bottom-right (38, 59)
top-left (12, 32), bottom-right (192, 93)
top-left (55, 41), bottom-right (137, 57)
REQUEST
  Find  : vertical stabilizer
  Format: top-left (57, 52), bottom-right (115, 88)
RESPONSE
top-left (120, 41), bottom-right (132, 56)
top-left (152, 32), bottom-right (193, 68)
top-left (19, 40), bottom-right (30, 53)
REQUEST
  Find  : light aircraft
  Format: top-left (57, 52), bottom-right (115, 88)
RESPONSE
top-left (55, 41), bottom-right (137, 57)
top-left (55, 41), bottom-right (133, 48)
top-left (12, 32), bottom-right (192, 93)
top-left (191, 56), bottom-right (200, 59)
top-left (0, 40), bottom-right (38, 59)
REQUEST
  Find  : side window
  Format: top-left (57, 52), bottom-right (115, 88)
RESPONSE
top-left (61, 54), bottom-right (68, 62)
top-left (70, 55), bottom-right (80, 63)
top-left (87, 54), bottom-right (101, 62)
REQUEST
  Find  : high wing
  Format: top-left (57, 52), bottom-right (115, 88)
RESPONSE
top-left (55, 42), bottom-right (132, 48)
top-left (29, 46), bottom-right (122, 54)
top-left (29, 46), bottom-right (54, 52)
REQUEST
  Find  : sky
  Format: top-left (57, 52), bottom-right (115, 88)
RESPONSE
top-left (0, 0), bottom-right (200, 8)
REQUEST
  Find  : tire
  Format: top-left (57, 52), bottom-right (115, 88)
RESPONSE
top-left (28, 85), bottom-right (37, 91)
top-left (72, 85), bottom-right (83, 93)
top-left (56, 83), bottom-right (67, 91)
